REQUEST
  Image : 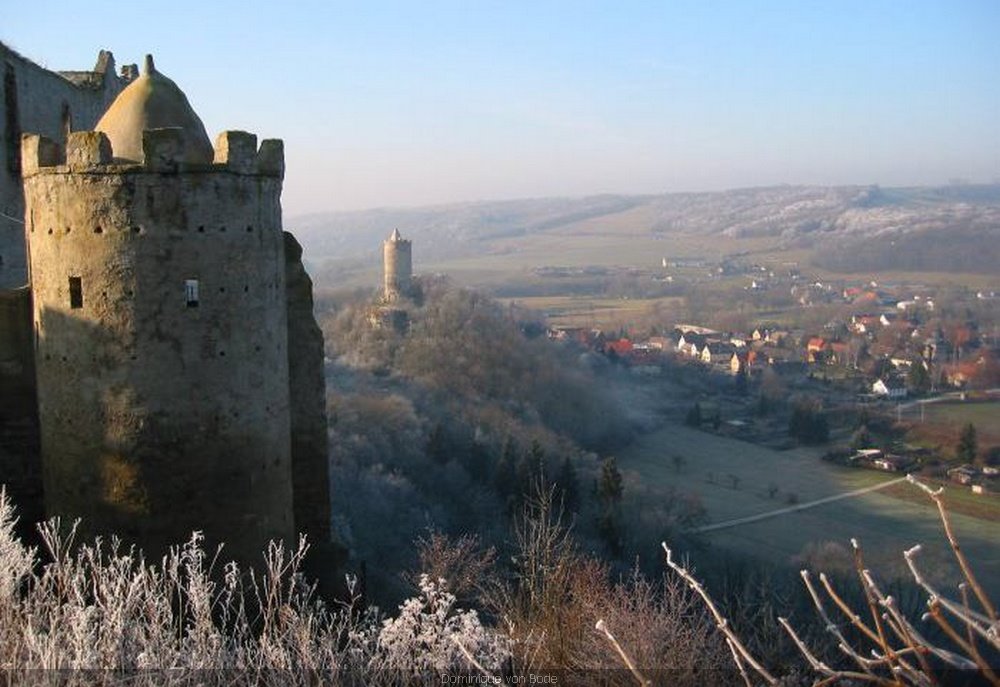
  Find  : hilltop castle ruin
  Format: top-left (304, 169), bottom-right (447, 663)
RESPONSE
top-left (0, 46), bottom-right (330, 568)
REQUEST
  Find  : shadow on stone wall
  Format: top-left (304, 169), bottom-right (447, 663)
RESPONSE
top-left (284, 231), bottom-right (345, 599)
top-left (0, 286), bottom-right (42, 544)
top-left (29, 285), bottom-right (344, 596)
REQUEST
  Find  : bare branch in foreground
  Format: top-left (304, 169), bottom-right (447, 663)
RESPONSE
top-left (595, 619), bottom-right (651, 687)
top-left (662, 542), bottom-right (778, 685)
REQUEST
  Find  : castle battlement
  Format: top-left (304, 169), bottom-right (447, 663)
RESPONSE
top-left (21, 130), bottom-right (284, 178)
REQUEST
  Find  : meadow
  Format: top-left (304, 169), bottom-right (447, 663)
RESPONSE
top-left (618, 423), bottom-right (1000, 595)
top-left (496, 295), bottom-right (685, 329)
top-left (419, 230), bottom-right (999, 288)
top-left (907, 401), bottom-right (1000, 455)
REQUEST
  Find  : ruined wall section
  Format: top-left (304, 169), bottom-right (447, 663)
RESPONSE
top-left (1, 42), bottom-right (133, 288)
top-left (22, 129), bottom-right (293, 563)
top-left (283, 231), bottom-right (331, 544)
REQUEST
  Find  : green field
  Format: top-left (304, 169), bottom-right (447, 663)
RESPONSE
top-left (619, 424), bottom-right (1000, 594)
top-left (425, 236), bottom-right (781, 281)
top-left (416, 230), bottom-right (999, 288)
top-left (497, 295), bottom-right (685, 328)
top-left (921, 401), bottom-right (1000, 444)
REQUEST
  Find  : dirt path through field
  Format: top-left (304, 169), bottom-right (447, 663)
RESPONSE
top-left (693, 476), bottom-right (910, 533)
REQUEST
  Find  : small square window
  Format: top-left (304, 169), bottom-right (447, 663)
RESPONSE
top-left (68, 276), bottom-right (83, 309)
top-left (185, 279), bottom-right (199, 308)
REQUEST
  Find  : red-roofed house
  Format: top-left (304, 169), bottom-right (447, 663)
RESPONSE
top-left (606, 338), bottom-right (634, 357)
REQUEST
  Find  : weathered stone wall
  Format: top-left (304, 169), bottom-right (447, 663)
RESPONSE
top-left (1, 42), bottom-right (132, 288)
top-left (383, 237), bottom-right (412, 301)
top-left (0, 286), bottom-right (42, 535)
top-left (22, 130), bottom-right (293, 564)
top-left (284, 231), bottom-right (343, 596)
top-left (283, 232), bottom-right (330, 543)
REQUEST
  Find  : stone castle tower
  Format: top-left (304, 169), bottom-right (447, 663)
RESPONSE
top-left (382, 228), bottom-right (412, 301)
top-left (19, 55), bottom-right (326, 564)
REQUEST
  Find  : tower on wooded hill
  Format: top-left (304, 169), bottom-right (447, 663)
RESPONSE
top-left (382, 228), bottom-right (412, 301)
top-left (19, 55), bottom-right (328, 565)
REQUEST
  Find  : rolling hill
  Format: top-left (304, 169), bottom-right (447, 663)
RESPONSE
top-left (290, 184), bottom-right (1000, 278)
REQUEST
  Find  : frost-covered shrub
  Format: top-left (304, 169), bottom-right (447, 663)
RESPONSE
top-left (0, 487), bottom-right (33, 604)
top-left (376, 574), bottom-right (511, 676)
top-left (0, 488), bottom-right (516, 684)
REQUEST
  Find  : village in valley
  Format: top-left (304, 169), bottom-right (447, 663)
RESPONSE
top-left (541, 261), bottom-right (1000, 495)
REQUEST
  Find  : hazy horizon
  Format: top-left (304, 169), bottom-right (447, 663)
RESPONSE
top-left (5, 1), bottom-right (998, 216)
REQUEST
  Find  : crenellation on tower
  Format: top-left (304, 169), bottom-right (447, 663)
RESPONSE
top-left (21, 128), bottom-right (286, 180)
top-left (20, 134), bottom-right (63, 175)
top-left (141, 127), bottom-right (189, 171)
top-left (256, 139), bottom-right (285, 177)
top-left (214, 130), bottom-right (257, 172)
top-left (65, 131), bottom-right (113, 168)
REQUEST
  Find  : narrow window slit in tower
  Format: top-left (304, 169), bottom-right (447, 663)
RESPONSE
top-left (246, 225), bottom-right (253, 232)
top-left (68, 276), bottom-right (83, 309)
top-left (61, 102), bottom-right (72, 142)
top-left (94, 226), bottom-right (103, 234)
top-left (185, 279), bottom-right (199, 308)
top-left (197, 225), bottom-right (205, 233)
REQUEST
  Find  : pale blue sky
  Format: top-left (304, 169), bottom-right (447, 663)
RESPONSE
top-left (4, 1), bottom-right (999, 215)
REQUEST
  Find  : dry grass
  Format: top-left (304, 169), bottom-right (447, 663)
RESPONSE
top-left (485, 487), bottom-right (730, 684)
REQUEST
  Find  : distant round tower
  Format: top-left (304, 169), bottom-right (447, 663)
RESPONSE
top-left (21, 55), bottom-right (294, 563)
top-left (383, 228), bottom-right (412, 301)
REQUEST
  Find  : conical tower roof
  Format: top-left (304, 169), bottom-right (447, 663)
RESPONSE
top-left (95, 55), bottom-right (213, 164)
